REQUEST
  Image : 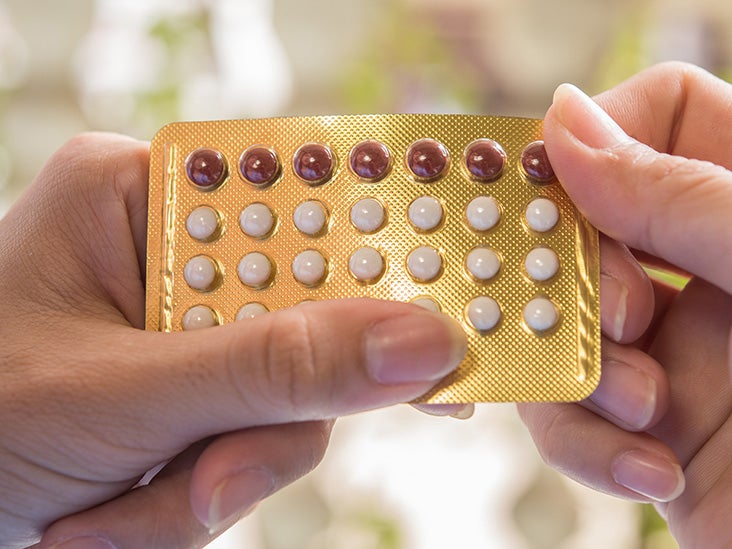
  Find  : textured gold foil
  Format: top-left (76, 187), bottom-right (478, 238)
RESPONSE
top-left (145, 114), bottom-right (601, 403)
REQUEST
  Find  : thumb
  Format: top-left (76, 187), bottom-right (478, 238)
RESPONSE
top-left (544, 83), bottom-right (732, 294)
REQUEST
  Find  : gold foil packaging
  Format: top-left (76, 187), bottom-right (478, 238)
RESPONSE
top-left (145, 114), bottom-right (600, 403)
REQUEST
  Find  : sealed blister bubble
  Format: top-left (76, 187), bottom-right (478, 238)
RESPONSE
top-left (146, 114), bottom-right (601, 403)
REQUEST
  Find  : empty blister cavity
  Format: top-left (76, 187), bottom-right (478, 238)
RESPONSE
top-left (186, 205), bottom-right (222, 242)
top-left (408, 196), bottom-right (444, 232)
top-left (467, 296), bottom-right (501, 332)
top-left (184, 255), bottom-right (221, 292)
top-left (182, 305), bottom-right (219, 330)
top-left (464, 139), bottom-right (506, 182)
top-left (465, 247), bottom-right (501, 282)
top-left (406, 138), bottom-right (449, 181)
top-left (240, 145), bottom-right (281, 188)
top-left (293, 249), bottom-right (328, 287)
top-left (240, 203), bottom-right (276, 238)
top-left (525, 247), bottom-right (560, 281)
top-left (293, 142), bottom-right (335, 185)
top-left (238, 252), bottom-right (275, 289)
top-left (521, 141), bottom-right (555, 183)
top-left (186, 148), bottom-right (227, 190)
top-left (350, 140), bottom-right (392, 181)
top-left (349, 246), bottom-right (385, 283)
top-left (523, 296), bottom-right (559, 332)
top-left (466, 196), bottom-right (501, 232)
top-left (294, 200), bottom-right (328, 236)
top-left (525, 197), bottom-right (559, 233)
top-left (350, 197), bottom-right (386, 233)
top-left (407, 246), bottom-right (443, 282)
top-left (236, 302), bottom-right (269, 320)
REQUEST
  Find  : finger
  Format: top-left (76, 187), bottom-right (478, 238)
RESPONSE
top-left (52, 299), bottom-right (466, 453)
top-left (591, 61), bottom-right (732, 168)
top-left (189, 421), bottom-right (332, 533)
top-left (411, 403), bottom-right (475, 419)
top-left (517, 401), bottom-right (684, 503)
top-left (40, 422), bottom-right (331, 548)
top-left (599, 235), bottom-right (654, 344)
top-left (544, 81), bottom-right (732, 295)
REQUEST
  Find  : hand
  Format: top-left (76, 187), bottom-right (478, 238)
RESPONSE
top-left (0, 134), bottom-right (467, 548)
top-left (518, 62), bottom-right (732, 548)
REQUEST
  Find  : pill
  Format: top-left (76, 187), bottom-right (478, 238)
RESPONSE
top-left (182, 305), bottom-right (219, 330)
top-left (238, 252), bottom-right (274, 288)
top-left (464, 139), bottom-right (506, 182)
top-left (186, 148), bottom-right (227, 190)
top-left (467, 296), bottom-right (501, 332)
top-left (466, 196), bottom-right (501, 232)
top-left (293, 200), bottom-right (328, 236)
top-left (350, 140), bottom-right (392, 181)
top-left (465, 247), bottom-right (501, 281)
top-left (240, 203), bottom-right (275, 238)
top-left (293, 249), bottom-right (328, 286)
top-left (406, 138), bottom-right (449, 181)
top-left (525, 197), bottom-right (559, 232)
top-left (411, 296), bottom-right (441, 312)
top-left (293, 142), bottom-right (335, 185)
top-left (523, 296), bottom-right (559, 332)
top-left (407, 246), bottom-right (443, 282)
top-left (349, 246), bottom-right (385, 283)
top-left (240, 145), bottom-right (280, 187)
top-left (186, 205), bottom-right (221, 242)
top-left (350, 197), bottom-right (386, 233)
top-left (521, 141), bottom-right (555, 183)
top-left (236, 302), bottom-right (269, 320)
top-left (408, 196), bottom-right (444, 232)
top-left (183, 255), bottom-right (220, 291)
top-left (525, 247), bottom-right (559, 281)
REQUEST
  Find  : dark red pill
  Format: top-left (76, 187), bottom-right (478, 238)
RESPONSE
top-left (464, 139), bottom-right (506, 182)
top-left (406, 138), bottom-right (449, 181)
top-left (186, 148), bottom-right (227, 190)
top-left (521, 141), bottom-right (555, 183)
top-left (350, 140), bottom-right (391, 181)
top-left (293, 143), bottom-right (335, 185)
top-left (240, 146), bottom-right (280, 187)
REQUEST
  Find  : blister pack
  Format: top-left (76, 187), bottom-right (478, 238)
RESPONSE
top-left (145, 114), bottom-right (600, 403)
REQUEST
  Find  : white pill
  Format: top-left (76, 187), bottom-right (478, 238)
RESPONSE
top-left (186, 206), bottom-right (221, 241)
top-left (465, 247), bottom-right (501, 281)
top-left (411, 296), bottom-right (441, 312)
top-left (467, 296), bottom-right (501, 332)
top-left (182, 305), bottom-right (218, 330)
top-left (238, 252), bottom-right (274, 288)
top-left (184, 255), bottom-right (219, 291)
top-left (293, 249), bottom-right (327, 286)
top-left (349, 247), bottom-right (385, 282)
top-left (525, 197), bottom-right (559, 232)
top-left (236, 302), bottom-right (269, 320)
top-left (350, 198), bottom-right (386, 233)
top-left (294, 200), bottom-right (328, 236)
top-left (523, 297), bottom-right (559, 332)
top-left (466, 196), bottom-right (501, 231)
top-left (407, 246), bottom-right (443, 282)
top-left (408, 196), bottom-right (443, 232)
top-left (525, 247), bottom-right (560, 281)
top-left (240, 203), bottom-right (275, 238)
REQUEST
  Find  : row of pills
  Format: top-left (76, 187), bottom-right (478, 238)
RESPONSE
top-left (182, 294), bottom-right (560, 334)
top-left (186, 195), bottom-right (560, 243)
top-left (185, 138), bottom-right (555, 191)
top-left (183, 244), bottom-right (560, 291)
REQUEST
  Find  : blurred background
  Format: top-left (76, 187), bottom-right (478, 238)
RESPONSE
top-left (1, 0), bottom-right (730, 547)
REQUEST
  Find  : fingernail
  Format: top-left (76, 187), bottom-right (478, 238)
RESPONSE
top-left (612, 450), bottom-right (685, 502)
top-left (366, 312), bottom-right (467, 384)
top-left (589, 360), bottom-right (656, 430)
top-left (451, 403), bottom-right (475, 420)
top-left (412, 403), bottom-right (474, 419)
top-left (552, 83), bottom-right (632, 149)
top-left (51, 538), bottom-right (116, 549)
top-left (206, 467), bottom-right (274, 534)
top-left (601, 274), bottom-right (628, 342)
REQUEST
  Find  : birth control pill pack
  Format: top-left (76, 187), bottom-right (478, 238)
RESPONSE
top-left (145, 114), bottom-right (600, 403)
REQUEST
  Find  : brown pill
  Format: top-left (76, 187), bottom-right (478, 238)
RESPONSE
top-left (464, 139), bottom-right (506, 182)
top-left (293, 143), bottom-right (335, 185)
top-left (521, 141), bottom-right (555, 183)
top-left (240, 146), bottom-right (280, 187)
top-left (406, 138), bottom-right (449, 181)
top-left (350, 140), bottom-right (391, 181)
top-left (186, 148), bottom-right (227, 190)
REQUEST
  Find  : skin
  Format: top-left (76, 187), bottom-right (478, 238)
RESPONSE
top-left (518, 62), bottom-right (732, 548)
